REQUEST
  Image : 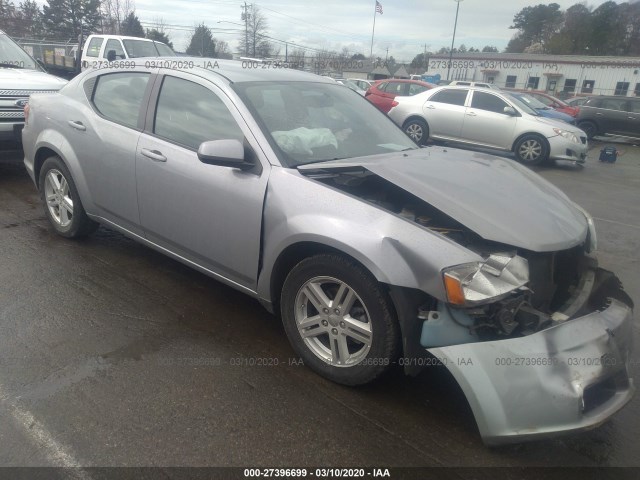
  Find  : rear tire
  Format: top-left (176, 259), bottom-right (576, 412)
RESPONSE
top-left (403, 118), bottom-right (429, 146)
top-left (514, 134), bottom-right (549, 166)
top-left (39, 156), bottom-right (98, 238)
top-left (280, 254), bottom-right (400, 386)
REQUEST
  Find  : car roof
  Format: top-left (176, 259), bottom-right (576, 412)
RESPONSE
top-left (88, 57), bottom-right (336, 84)
top-left (87, 34), bottom-right (157, 43)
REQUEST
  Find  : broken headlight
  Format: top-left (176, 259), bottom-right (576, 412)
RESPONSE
top-left (443, 253), bottom-right (529, 306)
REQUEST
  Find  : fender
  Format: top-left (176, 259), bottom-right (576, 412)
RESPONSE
top-left (257, 168), bottom-right (482, 306)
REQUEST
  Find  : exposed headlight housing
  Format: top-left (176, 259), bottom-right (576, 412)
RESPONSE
top-left (573, 203), bottom-right (597, 252)
top-left (443, 253), bottom-right (529, 306)
top-left (553, 127), bottom-right (579, 144)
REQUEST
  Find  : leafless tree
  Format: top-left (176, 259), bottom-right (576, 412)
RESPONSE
top-left (101, 0), bottom-right (133, 34)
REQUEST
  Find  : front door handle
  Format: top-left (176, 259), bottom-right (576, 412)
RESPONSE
top-left (596, 112), bottom-right (603, 116)
top-left (68, 120), bottom-right (86, 131)
top-left (629, 116), bottom-right (637, 120)
top-left (141, 148), bottom-right (167, 162)
top-left (425, 104), bottom-right (436, 109)
top-left (466, 111), bottom-right (477, 116)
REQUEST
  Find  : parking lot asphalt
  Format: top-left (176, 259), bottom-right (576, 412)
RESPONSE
top-left (0, 139), bottom-right (639, 471)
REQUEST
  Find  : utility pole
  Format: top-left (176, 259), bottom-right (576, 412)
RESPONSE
top-left (424, 43), bottom-right (427, 72)
top-left (241, 2), bottom-right (250, 56)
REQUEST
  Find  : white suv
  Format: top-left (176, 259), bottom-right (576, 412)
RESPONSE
top-left (0, 30), bottom-right (67, 149)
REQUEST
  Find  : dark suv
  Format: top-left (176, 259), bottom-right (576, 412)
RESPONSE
top-left (576, 96), bottom-right (640, 140)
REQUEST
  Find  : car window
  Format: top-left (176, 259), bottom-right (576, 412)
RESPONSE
top-left (105, 39), bottom-right (126, 59)
top-left (600, 98), bottom-right (626, 111)
top-left (532, 94), bottom-right (553, 106)
top-left (92, 72), bottom-right (150, 128)
top-left (122, 39), bottom-right (159, 58)
top-left (471, 91), bottom-right (510, 114)
top-left (386, 82), bottom-right (406, 95)
top-left (85, 37), bottom-right (103, 58)
top-left (628, 100), bottom-right (640, 114)
top-left (154, 76), bottom-right (244, 150)
top-left (235, 81), bottom-right (417, 167)
top-left (408, 84), bottom-right (427, 96)
top-left (429, 89), bottom-right (468, 106)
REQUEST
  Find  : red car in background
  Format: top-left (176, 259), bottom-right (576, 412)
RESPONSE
top-left (507, 90), bottom-right (580, 117)
top-left (365, 79), bottom-right (437, 113)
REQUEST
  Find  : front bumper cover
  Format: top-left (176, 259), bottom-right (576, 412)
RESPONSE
top-left (428, 298), bottom-right (634, 446)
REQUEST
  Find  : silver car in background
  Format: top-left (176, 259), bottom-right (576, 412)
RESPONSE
top-left (22, 59), bottom-right (634, 445)
top-left (388, 85), bottom-right (588, 165)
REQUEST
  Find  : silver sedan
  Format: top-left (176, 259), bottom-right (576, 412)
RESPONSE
top-left (388, 85), bottom-right (588, 165)
top-left (22, 59), bottom-right (634, 445)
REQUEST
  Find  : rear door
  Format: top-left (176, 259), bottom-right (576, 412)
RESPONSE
top-left (135, 71), bottom-right (269, 290)
top-left (622, 99), bottom-right (640, 138)
top-left (71, 70), bottom-right (152, 234)
top-left (460, 90), bottom-right (517, 149)
top-left (422, 88), bottom-right (469, 140)
top-left (587, 98), bottom-right (628, 135)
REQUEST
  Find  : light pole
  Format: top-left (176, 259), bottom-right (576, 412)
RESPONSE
top-left (446, 0), bottom-right (463, 82)
top-left (218, 20), bottom-right (246, 56)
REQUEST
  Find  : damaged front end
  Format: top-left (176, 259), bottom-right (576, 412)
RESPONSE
top-left (297, 156), bottom-right (634, 445)
top-left (426, 254), bottom-right (634, 445)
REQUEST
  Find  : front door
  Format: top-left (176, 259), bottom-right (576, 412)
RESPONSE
top-left (136, 73), bottom-right (269, 290)
top-left (461, 90), bottom-right (517, 150)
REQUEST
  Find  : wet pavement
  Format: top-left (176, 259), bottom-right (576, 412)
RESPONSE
top-left (0, 140), bottom-right (639, 469)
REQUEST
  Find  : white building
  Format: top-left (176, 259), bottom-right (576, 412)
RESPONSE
top-left (422, 53), bottom-right (640, 97)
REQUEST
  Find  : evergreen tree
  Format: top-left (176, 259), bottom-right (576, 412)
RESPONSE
top-left (146, 28), bottom-right (173, 49)
top-left (186, 24), bottom-right (216, 57)
top-left (42, 0), bottom-right (101, 40)
top-left (121, 11), bottom-right (144, 37)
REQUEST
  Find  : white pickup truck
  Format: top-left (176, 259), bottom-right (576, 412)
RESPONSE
top-left (0, 29), bottom-right (67, 151)
top-left (80, 34), bottom-right (175, 71)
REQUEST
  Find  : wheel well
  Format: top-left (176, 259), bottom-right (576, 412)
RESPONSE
top-left (511, 132), bottom-right (550, 153)
top-left (577, 119), bottom-right (598, 131)
top-left (33, 147), bottom-right (59, 189)
top-left (402, 115), bottom-right (428, 129)
top-left (269, 242), bottom-right (378, 312)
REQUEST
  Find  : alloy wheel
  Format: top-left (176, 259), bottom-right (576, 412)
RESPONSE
top-left (44, 169), bottom-right (74, 227)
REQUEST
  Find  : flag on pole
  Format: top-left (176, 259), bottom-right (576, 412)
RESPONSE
top-left (375, 1), bottom-right (383, 14)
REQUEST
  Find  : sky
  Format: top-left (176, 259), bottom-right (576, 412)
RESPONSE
top-left (129, 0), bottom-right (610, 60)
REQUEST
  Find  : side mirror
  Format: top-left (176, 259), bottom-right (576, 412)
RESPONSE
top-left (197, 139), bottom-right (255, 171)
top-left (106, 50), bottom-right (117, 62)
top-left (503, 106), bottom-right (517, 116)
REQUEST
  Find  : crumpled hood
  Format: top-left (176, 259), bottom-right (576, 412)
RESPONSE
top-left (0, 69), bottom-right (67, 90)
top-left (299, 147), bottom-right (588, 252)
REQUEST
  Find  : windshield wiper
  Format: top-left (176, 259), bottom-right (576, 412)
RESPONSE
top-left (0, 62), bottom-right (25, 69)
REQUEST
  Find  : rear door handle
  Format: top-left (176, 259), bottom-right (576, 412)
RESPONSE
top-left (629, 116), bottom-right (637, 120)
top-left (425, 104), bottom-right (436, 109)
top-left (68, 120), bottom-right (86, 131)
top-left (466, 112), bottom-right (477, 116)
top-left (596, 112), bottom-right (603, 116)
top-left (141, 148), bottom-right (167, 162)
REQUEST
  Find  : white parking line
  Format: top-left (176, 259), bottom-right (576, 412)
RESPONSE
top-left (594, 217), bottom-right (640, 230)
top-left (0, 384), bottom-right (91, 479)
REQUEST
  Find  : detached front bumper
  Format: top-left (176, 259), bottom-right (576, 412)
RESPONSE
top-left (428, 299), bottom-right (634, 446)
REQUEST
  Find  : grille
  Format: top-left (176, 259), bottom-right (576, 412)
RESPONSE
top-left (521, 245), bottom-right (584, 312)
top-left (0, 90), bottom-right (58, 96)
top-left (0, 111), bottom-right (24, 118)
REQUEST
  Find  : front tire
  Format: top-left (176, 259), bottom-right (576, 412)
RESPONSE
top-left (280, 254), bottom-right (400, 386)
top-left (578, 120), bottom-right (598, 140)
top-left (39, 156), bottom-right (98, 238)
top-left (403, 118), bottom-right (429, 146)
top-left (514, 134), bottom-right (549, 166)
